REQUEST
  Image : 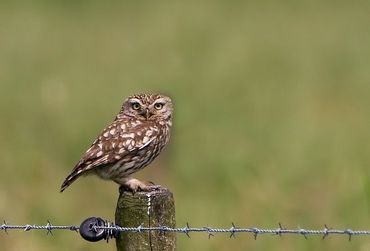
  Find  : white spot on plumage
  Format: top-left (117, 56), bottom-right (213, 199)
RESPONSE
top-left (97, 151), bottom-right (103, 157)
top-left (121, 124), bottom-right (126, 130)
top-left (142, 136), bottom-right (150, 144)
top-left (123, 139), bottom-right (130, 147)
top-left (149, 127), bottom-right (159, 134)
top-left (121, 133), bottom-right (135, 138)
top-left (123, 139), bottom-right (135, 151)
top-left (110, 128), bottom-right (116, 135)
top-left (130, 120), bottom-right (142, 127)
top-left (139, 137), bottom-right (154, 150)
top-left (103, 131), bottom-right (109, 137)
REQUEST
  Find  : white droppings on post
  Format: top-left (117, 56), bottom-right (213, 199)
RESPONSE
top-left (147, 192), bottom-right (152, 216)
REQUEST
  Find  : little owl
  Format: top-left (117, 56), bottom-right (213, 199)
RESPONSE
top-left (60, 93), bottom-right (173, 192)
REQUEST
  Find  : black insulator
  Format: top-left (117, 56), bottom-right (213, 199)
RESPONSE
top-left (79, 217), bottom-right (107, 242)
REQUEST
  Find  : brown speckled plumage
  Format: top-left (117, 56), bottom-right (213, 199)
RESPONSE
top-left (60, 93), bottom-right (173, 192)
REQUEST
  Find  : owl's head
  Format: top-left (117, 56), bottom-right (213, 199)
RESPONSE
top-left (119, 93), bottom-right (173, 122)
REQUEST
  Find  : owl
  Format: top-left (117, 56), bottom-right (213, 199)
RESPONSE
top-left (60, 93), bottom-right (173, 192)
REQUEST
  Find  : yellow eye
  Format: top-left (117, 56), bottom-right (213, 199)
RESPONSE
top-left (154, 103), bottom-right (164, 110)
top-left (132, 102), bottom-right (141, 110)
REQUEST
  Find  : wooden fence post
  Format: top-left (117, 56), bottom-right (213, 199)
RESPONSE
top-left (115, 186), bottom-right (176, 251)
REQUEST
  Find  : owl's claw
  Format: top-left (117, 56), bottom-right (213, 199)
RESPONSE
top-left (119, 179), bottom-right (161, 194)
top-left (148, 185), bottom-right (161, 191)
top-left (118, 178), bottom-right (150, 193)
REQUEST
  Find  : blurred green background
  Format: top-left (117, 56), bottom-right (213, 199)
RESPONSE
top-left (1, 1), bottom-right (370, 250)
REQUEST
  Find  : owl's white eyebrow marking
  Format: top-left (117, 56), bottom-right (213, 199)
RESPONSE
top-left (129, 98), bottom-right (144, 105)
top-left (153, 98), bottom-right (167, 104)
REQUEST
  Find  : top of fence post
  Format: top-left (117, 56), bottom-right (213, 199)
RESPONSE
top-left (115, 186), bottom-right (176, 251)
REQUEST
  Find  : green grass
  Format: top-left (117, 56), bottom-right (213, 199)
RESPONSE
top-left (1, 1), bottom-right (370, 250)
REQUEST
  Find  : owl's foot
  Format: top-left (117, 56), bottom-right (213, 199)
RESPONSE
top-left (144, 181), bottom-right (162, 191)
top-left (120, 178), bottom-right (150, 193)
top-left (118, 178), bottom-right (159, 193)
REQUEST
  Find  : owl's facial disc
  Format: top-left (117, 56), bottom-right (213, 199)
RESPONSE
top-left (120, 94), bottom-right (173, 121)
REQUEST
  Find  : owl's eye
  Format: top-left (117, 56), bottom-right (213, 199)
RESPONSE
top-left (154, 103), bottom-right (164, 110)
top-left (131, 102), bottom-right (141, 110)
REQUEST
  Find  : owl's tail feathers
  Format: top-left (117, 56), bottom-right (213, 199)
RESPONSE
top-left (60, 170), bottom-right (82, 192)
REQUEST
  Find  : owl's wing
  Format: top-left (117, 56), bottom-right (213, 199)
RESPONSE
top-left (60, 120), bottom-right (159, 192)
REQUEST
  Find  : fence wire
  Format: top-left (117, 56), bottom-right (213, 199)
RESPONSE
top-left (1, 220), bottom-right (370, 241)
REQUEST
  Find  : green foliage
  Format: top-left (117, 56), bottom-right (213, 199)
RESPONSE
top-left (1, 1), bottom-right (370, 250)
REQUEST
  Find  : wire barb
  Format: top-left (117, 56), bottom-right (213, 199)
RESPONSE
top-left (275, 223), bottom-right (284, 237)
top-left (322, 224), bottom-right (330, 240)
top-left (46, 220), bottom-right (53, 235)
top-left (229, 223), bottom-right (236, 239)
top-left (252, 228), bottom-right (259, 240)
top-left (183, 222), bottom-right (191, 238)
top-left (2, 220), bottom-right (9, 234)
top-left (299, 228), bottom-right (308, 239)
top-left (345, 229), bottom-right (354, 241)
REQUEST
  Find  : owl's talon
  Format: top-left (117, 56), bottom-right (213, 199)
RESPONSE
top-left (119, 185), bottom-right (125, 193)
top-left (119, 178), bottom-right (150, 193)
top-left (118, 179), bottom-right (162, 193)
top-left (119, 185), bottom-right (136, 194)
top-left (148, 185), bottom-right (161, 191)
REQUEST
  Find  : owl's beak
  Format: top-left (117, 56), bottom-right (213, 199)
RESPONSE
top-left (141, 108), bottom-right (152, 120)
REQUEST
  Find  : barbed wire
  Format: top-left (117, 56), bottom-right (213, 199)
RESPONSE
top-left (1, 218), bottom-right (370, 241)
